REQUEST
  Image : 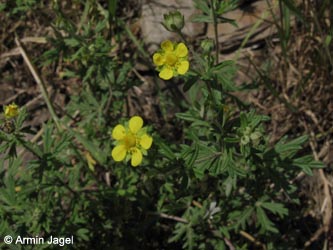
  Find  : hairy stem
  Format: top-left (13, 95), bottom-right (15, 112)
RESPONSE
top-left (210, 0), bottom-right (219, 64)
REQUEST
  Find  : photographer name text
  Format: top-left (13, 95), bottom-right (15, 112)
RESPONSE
top-left (4, 235), bottom-right (74, 247)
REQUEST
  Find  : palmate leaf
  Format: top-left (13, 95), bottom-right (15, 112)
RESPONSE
top-left (228, 207), bottom-right (254, 230)
top-left (256, 207), bottom-right (279, 233)
top-left (193, 144), bottom-right (218, 178)
top-left (169, 222), bottom-right (196, 250)
top-left (260, 202), bottom-right (288, 218)
top-left (215, 150), bottom-right (247, 177)
top-left (168, 222), bottom-right (187, 243)
top-left (184, 226), bottom-right (195, 250)
top-left (0, 188), bottom-right (15, 206)
top-left (53, 132), bottom-right (72, 156)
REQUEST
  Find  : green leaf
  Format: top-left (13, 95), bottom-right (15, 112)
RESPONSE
top-left (185, 226), bottom-right (194, 250)
top-left (64, 37), bottom-right (81, 47)
top-left (211, 60), bottom-right (229, 72)
top-left (217, 16), bottom-right (237, 26)
top-left (191, 14), bottom-right (213, 23)
top-left (193, 0), bottom-right (210, 15)
top-left (229, 207), bottom-right (254, 230)
top-left (293, 155), bottom-right (324, 176)
top-left (224, 137), bottom-right (239, 143)
top-left (176, 111), bottom-right (210, 128)
top-left (169, 223), bottom-right (187, 243)
top-left (53, 132), bottom-right (72, 156)
top-left (0, 3), bottom-right (6, 12)
top-left (280, 0), bottom-right (304, 22)
top-left (77, 228), bottom-right (90, 241)
top-left (83, 65), bottom-right (96, 82)
top-left (0, 189), bottom-right (15, 206)
top-left (108, 0), bottom-right (118, 18)
top-left (193, 145), bottom-right (219, 178)
top-left (183, 75), bottom-right (200, 92)
top-left (223, 176), bottom-right (236, 197)
top-left (188, 143), bottom-right (200, 168)
top-left (260, 202), bottom-right (288, 217)
top-left (324, 34), bottom-right (332, 47)
top-left (158, 141), bottom-right (175, 160)
top-left (62, 69), bottom-right (78, 78)
top-left (42, 122), bottom-right (53, 153)
top-left (274, 135), bottom-right (308, 159)
top-left (256, 207), bottom-right (278, 233)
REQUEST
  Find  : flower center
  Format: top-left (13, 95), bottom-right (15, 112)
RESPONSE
top-left (165, 53), bottom-right (178, 66)
top-left (124, 134), bottom-right (137, 149)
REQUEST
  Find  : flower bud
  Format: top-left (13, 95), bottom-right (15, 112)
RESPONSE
top-left (201, 39), bottom-right (214, 53)
top-left (4, 103), bottom-right (19, 119)
top-left (250, 131), bottom-right (262, 145)
top-left (162, 10), bottom-right (185, 32)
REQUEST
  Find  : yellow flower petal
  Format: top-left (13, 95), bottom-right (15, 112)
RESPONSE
top-left (159, 67), bottom-right (173, 80)
top-left (161, 40), bottom-right (174, 52)
top-left (112, 124), bottom-right (126, 140)
top-left (175, 43), bottom-right (188, 57)
top-left (177, 60), bottom-right (189, 75)
top-left (140, 134), bottom-right (153, 150)
top-left (111, 144), bottom-right (127, 162)
top-left (129, 116), bottom-right (143, 133)
top-left (153, 53), bottom-right (164, 66)
top-left (131, 148), bottom-right (143, 167)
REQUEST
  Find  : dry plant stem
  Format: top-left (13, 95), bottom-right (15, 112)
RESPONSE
top-left (311, 9), bottom-right (333, 69)
top-left (246, 55), bottom-right (297, 113)
top-left (240, 230), bottom-right (266, 250)
top-left (192, 200), bottom-right (203, 208)
top-left (223, 237), bottom-right (235, 250)
top-left (304, 133), bottom-right (332, 248)
top-left (158, 212), bottom-right (189, 224)
top-left (15, 36), bottom-right (61, 132)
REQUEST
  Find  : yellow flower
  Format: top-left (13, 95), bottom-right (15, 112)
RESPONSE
top-left (4, 103), bottom-right (19, 119)
top-left (111, 116), bottom-right (153, 167)
top-left (153, 40), bottom-right (189, 80)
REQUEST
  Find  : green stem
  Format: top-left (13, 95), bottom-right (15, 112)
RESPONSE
top-left (210, 0), bottom-right (219, 64)
top-left (205, 80), bottom-right (223, 135)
